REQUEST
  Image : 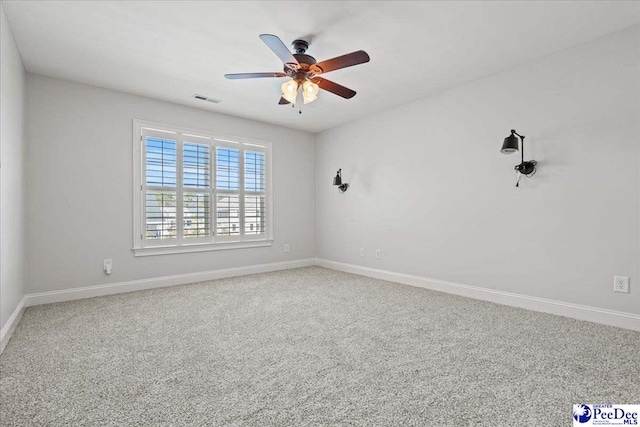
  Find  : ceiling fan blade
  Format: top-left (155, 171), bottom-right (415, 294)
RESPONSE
top-left (311, 50), bottom-right (370, 74)
top-left (312, 77), bottom-right (356, 99)
top-left (225, 72), bottom-right (287, 79)
top-left (259, 34), bottom-right (300, 70)
top-left (278, 97), bottom-right (290, 105)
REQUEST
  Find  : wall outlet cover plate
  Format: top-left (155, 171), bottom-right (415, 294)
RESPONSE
top-left (613, 276), bottom-right (630, 293)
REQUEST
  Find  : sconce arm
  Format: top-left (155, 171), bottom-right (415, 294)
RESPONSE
top-left (511, 129), bottom-right (525, 139)
top-left (511, 130), bottom-right (525, 163)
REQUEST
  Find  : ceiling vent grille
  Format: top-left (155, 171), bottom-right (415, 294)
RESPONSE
top-left (193, 94), bottom-right (222, 104)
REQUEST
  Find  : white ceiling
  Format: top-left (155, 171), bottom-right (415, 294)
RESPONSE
top-left (4, 1), bottom-right (640, 133)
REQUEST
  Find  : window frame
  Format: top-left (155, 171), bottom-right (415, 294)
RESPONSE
top-left (132, 119), bottom-right (273, 257)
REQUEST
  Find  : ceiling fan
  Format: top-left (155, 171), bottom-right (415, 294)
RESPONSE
top-left (225, 34), bottom-right (370, 107)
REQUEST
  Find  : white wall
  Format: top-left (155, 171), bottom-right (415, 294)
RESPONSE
top-left (315, 25), bottom-right (640, 315)
top-left (13, 22), bottom-right (640, 321)
top-left (0, 5), bottom-right (26, 330)
top-left (26, 75), bottom-right (315, 293)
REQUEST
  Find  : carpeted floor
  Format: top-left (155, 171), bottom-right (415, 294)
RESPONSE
top-left (1, 266), bottom-right (638, 426)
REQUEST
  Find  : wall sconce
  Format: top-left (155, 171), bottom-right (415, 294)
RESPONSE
top-left (500, 129), bottom-right (537, 187)
top-left (333, 169), bottom-right (349, 192)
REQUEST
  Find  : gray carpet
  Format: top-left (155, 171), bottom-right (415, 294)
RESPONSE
top-left (1, 267), bottom-right (638, 426)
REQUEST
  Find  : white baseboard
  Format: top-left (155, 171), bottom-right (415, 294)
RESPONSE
top-left (2, 256), bottom-right (636, 356)
top-left (316, 258), bottom-right (640, 332)
top-left (24, 258), bottom-right (316, 307)
top-left (0, 296), bottom-right (27, 354)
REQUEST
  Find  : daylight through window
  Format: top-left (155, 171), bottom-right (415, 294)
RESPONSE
top-left (133, 121), bottom-right (271, 254)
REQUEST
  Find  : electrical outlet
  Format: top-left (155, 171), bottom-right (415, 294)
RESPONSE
top-left (613, 276), bottom-right (629, 293)
top-left (360, 248), bottom-right (365, 257)
top-left (376, 249), bottom-right (381, 260)
top-left (103, 259), bottom-right (112, 275)
top-left (284, 243), bottom-right (290, 253)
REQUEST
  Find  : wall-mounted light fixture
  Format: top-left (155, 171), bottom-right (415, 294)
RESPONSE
top-left (501, 129), bottom-right (537, 187)
top-left (333, 169), bottom-right (349, 192)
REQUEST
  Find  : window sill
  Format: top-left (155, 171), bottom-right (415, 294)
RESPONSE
top-left (133, 240), bottom-right (273, 257)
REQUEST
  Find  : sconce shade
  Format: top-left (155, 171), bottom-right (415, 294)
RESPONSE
top-left (501, 134), bottom-right (519, 154)
top-left (333, 173), bottom-right (342, 186)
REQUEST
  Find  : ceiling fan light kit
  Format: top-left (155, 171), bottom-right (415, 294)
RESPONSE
top-left (225, 34), bottom-right (370, 111)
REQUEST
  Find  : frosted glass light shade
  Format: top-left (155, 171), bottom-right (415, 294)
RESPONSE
top-left (302, 81), bottom-right (319, 104)
top-left (302, 80), bottom-right (319, 96)
top-left (281, 80), bottom-right (298, 104)
top-left (303, 94), bottom-right (318, 104)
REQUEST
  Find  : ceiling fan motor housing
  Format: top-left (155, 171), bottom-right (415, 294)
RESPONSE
top-left (285, 42), bottom-right (318, 80)
top-left (293, 54), bottom-right (316, 66)
top-left (291, 39), bottom-right (309, 54)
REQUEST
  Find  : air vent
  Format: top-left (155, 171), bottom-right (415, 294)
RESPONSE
top-left (192, 94), bottom-right (222, 104)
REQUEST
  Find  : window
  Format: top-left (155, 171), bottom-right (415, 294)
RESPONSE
top-left (133, 120), bottom-right (272, 256)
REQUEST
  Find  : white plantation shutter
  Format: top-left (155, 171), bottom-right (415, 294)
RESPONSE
top-left (214, 147), bottom-right (241, 240)
top-left (134, 121), bottom-right (272, 254)
top-left (244, 151), bottom-right (265, 192)
top-left (182, 142), bottom-right (211, 242)
top-left (215, 147), bottom-right (240, 191)
top-left (146, 191), bottom-right (176, 240)
top-left (216, 194), bottom-right (240, 236)
top-left (244, 195), bottom-right (265, 235)
top-left (183, 142), bottom-right (210, 189)
top-left (183, 192), bottom-right (210, 239)
top-left (244, 150), bottom-right (266, 237)
top-left (146, 137), bottom-right (177, 187)
top-left (144, 135), bottom-right (177, 244)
